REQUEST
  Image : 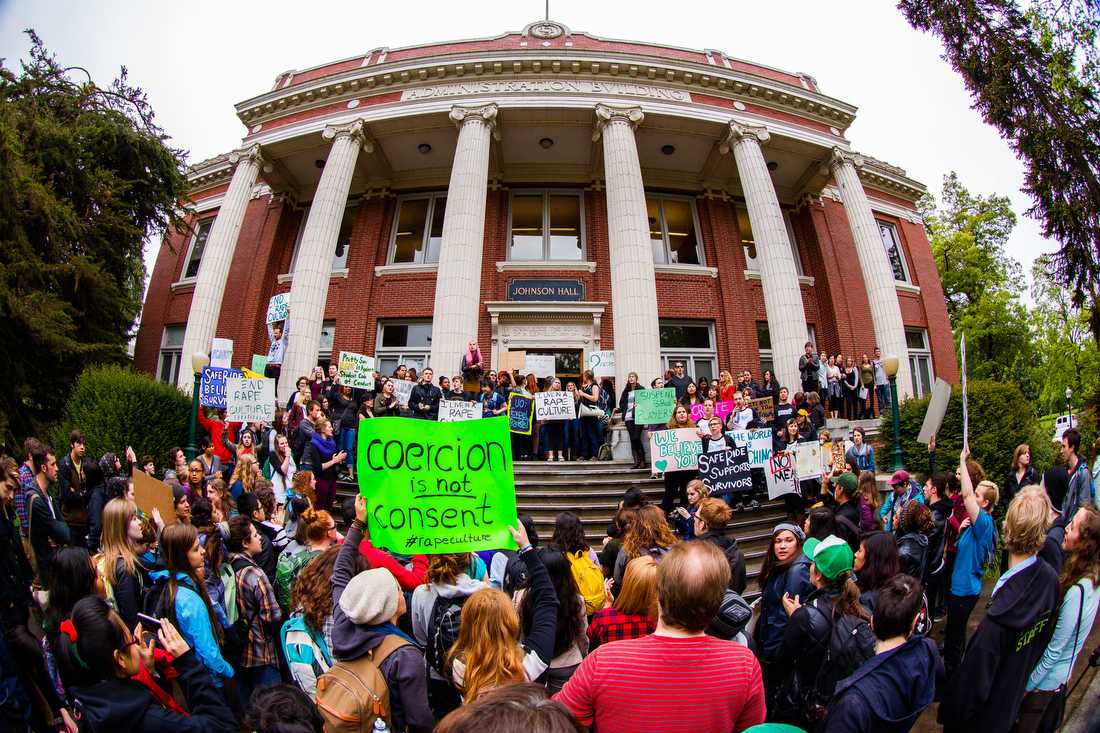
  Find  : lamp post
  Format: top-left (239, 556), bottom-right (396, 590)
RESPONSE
top-left (185, 352), bottom-right (210, 461)
top-left (883, 354), bottom-right (904, 471)
top-left (1065, 386), bottom-right (1074, 428)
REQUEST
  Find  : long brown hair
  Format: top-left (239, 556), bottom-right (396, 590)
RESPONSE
top-left (448, 588), bottom-right (525, 701)
top-left (291, 470), bottom-right (315, 506)
top-left (622, 506), bottom-right (677, 559)
top-left (160, 523), bottom-right (223, 643)
top-left (1061, 505), bottom-right (1100, 597)
top-left (816, 568), bottom-right (869, 621)
top-left (291, 546), bottom-right (368, 632)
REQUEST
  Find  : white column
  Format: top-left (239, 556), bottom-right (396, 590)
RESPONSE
top-left (721, 122), bottom-right (807, 394)
top-left (829, 148), bottom-right (913, 398)
top-left (176, 145), bottom-right (265, 391)
top-left (428, 104), bottom-right (498, 373)
top-left (278, 120), bottom-right (371, 397)
top-left (593, 104), bottom-right (661, 388)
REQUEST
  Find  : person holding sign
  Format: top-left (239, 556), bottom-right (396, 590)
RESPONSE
top-left (575, 371), bottom-right (602, 462)
top-left (373, 378), bottom-right (401, 417)
top-left (479, 379), bottom-right (507, 418)
top-left (617, 372), bottom-right (647, 470)
top-left (542, 379), bottom-right (567, 462)
top-left (660, 405), bottom-right (699, 513)
top-left (265, 317), bottom-right (289, 389)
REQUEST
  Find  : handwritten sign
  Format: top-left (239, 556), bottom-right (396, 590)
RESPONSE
top-left (791, 442), bottom-right (824, 480)
top-left (649, 428), bottom-right (701, 473)
top-left (766, 450), bottom-right (798, 499)
top-left (132, 469), bottom-right (176, 525)
top-left (226, 377), bottom-right (276, 423)
top-left (750, 397), bottom-right (774, 425)
top-left (699, 446), bottom-right (752, 497)
top-left (535, 391), bottom-right (576, 421)
top-left (635, 388), bottom-right (676, 425)
top-left (715, 400), bottom-right (734, 419)
top-left (210, 338), bottom-right (233, 369)
top-left (727, 428), bottom-right (773, 468)
top-left (199, 366), bottom-right (244, 408)
top-left (439, 400), bottom-right (481, 422)
top-left (250, 354), bottom-right (268, 374)
top-left (587, 350), bottom-right (615, 378)
top-left (392, 380), bottom-right (414, 408)
top-left (266, 293), bottom-right (289, 324)
top-left (525, 354), bottom-right (556, 379)
top-left (508, 393), bottom-right (534, 434)
top-left (499, 351), bottom-right (526, 373)
top-left (338, 351), bottom-right (375, 390)
top-left (356, 416), bottom-right (518, 554)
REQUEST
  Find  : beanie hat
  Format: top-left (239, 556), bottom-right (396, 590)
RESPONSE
top-left (802, 534), bottom-right (854, 581)
top-left (772, 522), bottom-right (805, 543)
top-left (339, 568), bottom-right (399, 625)
top-left (836, 472), bottom-right (858, 494)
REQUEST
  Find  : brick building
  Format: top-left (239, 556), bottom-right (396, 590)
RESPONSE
top-left (134, 19), bottom-right (956, 399)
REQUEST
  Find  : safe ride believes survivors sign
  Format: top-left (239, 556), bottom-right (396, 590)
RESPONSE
top-left (356, 416), bottom-right (518, 554)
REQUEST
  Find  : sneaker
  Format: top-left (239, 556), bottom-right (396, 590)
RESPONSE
top-left (748, 499), bottom-right (761, 511)
top-left (732, 502), bottom-right (744, 512)
top-left (557, 455), bottom-right (565, 462)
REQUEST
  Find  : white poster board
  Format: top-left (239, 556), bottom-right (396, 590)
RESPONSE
top-left (524, 354), bottom-right (556, 379)
top-left (438, 399), bottom-right (481, 422)
top-left (338, 351), bottom-right (375, 390)
top-left (535, 391), bottom-right (577, 421)
top-left (765, 450), bottom-right (799, 499)
top-left (226, 377), bottom-right (276, 423)
top-left (210, 338), bottom-right (233, 369)
top-left (726, 428), bottom-right (773, 467)
top-left (917, 378), bottom-right (952, 444)
top-left (392, 380), bottom-right (414, 407)
top-left (587, 350), bottom-right (615, 379)
top-left (266, 293), bottom-right (289, 324)
top-left (791, 442), bottom-right (824, 480)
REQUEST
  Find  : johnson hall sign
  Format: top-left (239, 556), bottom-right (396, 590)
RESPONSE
top-left (401, 80), bottom-right (692, 102)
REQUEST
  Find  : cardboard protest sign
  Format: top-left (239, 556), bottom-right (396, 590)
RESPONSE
top-left (649, 428), bottom-right (702, 473)
top-left (750, 397), bottom-right (774, 425)
top-left (499, 351), bottom-right (526, 373)
top-left (266, 293), bottom-right (289, 324)
top-left (791, 442), bottom-right (824, 480)
top-left (830, 440), bottom-right (848, 474)
top-left (132, 469), bottom-right (176, 525)
top-left (587, 350), bottom-right (615, 378)
top-left (727, 428), bottom-right (773, 467)
top-left (338, 351), bottom-right (376, 390)
top-left (765, 450), bottom-right (798, 499)
top-left (250, 354), bottom-right (268, 374)
top-left (210, 338), bottom-right (233, 369)
top-left (226, 377), bottom-right (276, 423)
top-left (508, 393), bottom-right (534, 435)
top-left (242, 367), bottom-right (264, 379)
top-left (439, 399), bottom-right (481, 422)
top-left (525, 354), bottom-right (556, 379)
top-left (535, 391), bottom-right (576, 421)
top-left (699, 446), bottom-right (752, 497)
top-left (917, 378), bottom-right (952, 444)
top-left (635, 388), bottom-right (676, 424)
top-left (199, 366), bottom-right (244, 408)
top-left (356, 415), bottom-right (518, 554)
top-left (392, 380), bottom-right (414, 407)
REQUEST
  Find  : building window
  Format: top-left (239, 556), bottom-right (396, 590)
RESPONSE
top-left (737, 207), bottom-right (803, 275)
top-left (756, 321), bottom-right (773, 379)
top-left (647, 195), bottom-right (703, 265)
top-left (290, 204), bottom-right (358, 272)
top-left (877, 221), bottom-right (911, 283)
top-left (376, 320), bottom-right (432, 376)
top-left (659, 320), bottom-right (716, 380)
top-left (389, 193), bottom-right (447, 264)
top-left (182, 219), bottom-right (213, 280)
top-left (156, 325), bottom-right (185, 385)
top-left (508, 191), bottom-right (584, 261)
top-left (906, 327), bottom-right (934, 398)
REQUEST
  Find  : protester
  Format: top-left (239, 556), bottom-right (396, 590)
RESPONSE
top-left (555, 541), bottom-right (766, 733)
top-left (263, 432), bottom-right (296, 506)
top-left (198, 437), bottom-right (224, 483)
top-left (1005, 443), bottom-right (1041, 509)
top-left (283, 546), bottom-right (341, 694)
top-left (881, 469), bottom-right (925, 532)
top-left (436, 682), bottom-right (582, 733)
top-left (672, 478), bottom-right (707, 539)
top-left (225, 515), bottom-right (282, 705)
top-left (57, 429), bottom-right (92, 545)
top-left (228, 453), bottom-right (260, 501)
top-left (666, 361), bottom-right (693, 401)
top-left (587, 556), bottom-right (658, 651)
top-left (98, 498), bottom-right (153, 628)
top-left (857, 469), bottom-right (882, 524)
top-left (235, 492), bottom-right (277, 584)
top-left (855, 530), bottom-right (902, 613)
top-left (1059, 428), bottom-right (1093, 517)
top-left (411, 367), bottom-right (444, 420)
top-left (755, 523), bottom-right (811, 668)
top-left (543, 378), bottom-right (567, 462)
top-left (618, 371), bottom-right (647, 469)
top-left (26, 443), bottom-right (70, 586)
top-left (243, 684), bottom-right (324, 733)
top-left (692, 497), bottom-right (747, 593)
top-left (660, 404), bottom-right (697, 511)
top-left (845, 427), bottom-right (876, 473)
top-left (514, 547), bottom-right (587, 693)
top-left (301, 417), bottom-right (345, 512)
top-left (612, 505), bottom-right (676, 593)
top-left (799, 342), bottom-right (820, 395)
top-left (833, 471), bottom-right (875, 534)
top-left (275, 508), bottom-right (336, 612)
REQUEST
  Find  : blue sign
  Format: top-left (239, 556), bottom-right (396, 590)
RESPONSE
top-left (507, 278), bottom-right (585, 301)
top-left (199, 366), bottom-right (244, 409)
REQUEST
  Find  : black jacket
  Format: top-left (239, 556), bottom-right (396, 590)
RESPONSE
top-left (1003, 465), bottom-right (1040, 509)
top-left (772, 585), bottom-right (840, 684)
top-left (618, 384), bottom-right (644, 424)
top-left (697, 531), bottom-right (746, 594)
top-left (938, 555), bottom-right (1061, 732)
top-left (252, 520), bottom-right (279, 587)
top-left (926, 497), bottom-right (954, 577)
top-left (896, 532), bottom-right (929, 581)
top-left (111, 555), bottom-right (153, 629)
top-left (409, 382), bottom-right (443, 420)
top-left (25, 485), bottom-right (70, 586)
top-left (0, 504), bottom-right (34, 628)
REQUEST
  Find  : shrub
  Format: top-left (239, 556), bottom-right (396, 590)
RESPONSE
top-left (878, 379), bottom-right (1051, 484)
top-left (52, 365), bottom-right (190, 467)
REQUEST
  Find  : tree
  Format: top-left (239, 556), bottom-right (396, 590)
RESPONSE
top-left (899, 0), bottom-right (1100, 344)
top-left (920, 172), bottom-right (1032, 384)
top-left (0, 32), bottom-right (189, 447)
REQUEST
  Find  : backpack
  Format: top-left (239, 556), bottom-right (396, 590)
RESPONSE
top-left (315, 635), bottom-right (407, 733)
top-left (804, 607), bottom-right (876, 722)
top-left (221, 555), bottom-right (258, 666)
top-left (567, 550), bottom-right (606, 616)
top-left (219, 562), bottom-right (239, 625)
top-left (424, 594), bottom-right (469, 679)
top-left (281, 614), bottom-right (333, 697)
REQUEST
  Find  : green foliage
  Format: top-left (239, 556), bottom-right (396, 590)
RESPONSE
top-left (878, 379), bottom-right (1052, 484)
top-left (0, 31), bottom-right (189, 447)
top-left (53, 365), bottom-right (190, 467)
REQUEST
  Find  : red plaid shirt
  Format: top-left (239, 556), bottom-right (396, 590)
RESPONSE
top-left (586, 608), bottom-right (655, 650)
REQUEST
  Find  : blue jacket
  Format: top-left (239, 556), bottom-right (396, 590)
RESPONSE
top-left (880, 480), bottom-right (926, 528)
top-left (845, 443), bottom-right (876, 473)
top-left (150, 570), bottom-right (234, 684)
top-left (821, 636), bottom-right (943, 733)
top-left (756, 553), bottom-right (811, 661)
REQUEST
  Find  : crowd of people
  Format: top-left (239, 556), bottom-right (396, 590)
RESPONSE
top-left (2, 336), bottom-right (1100, 732)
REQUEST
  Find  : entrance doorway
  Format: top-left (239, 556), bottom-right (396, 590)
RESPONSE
top-left (526, 349), bottom-right (582, 390)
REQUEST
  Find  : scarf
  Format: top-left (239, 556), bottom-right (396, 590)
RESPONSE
top-left (311, 432), bottom-right (337, 461)
top-left (364, 621), bottom-right (414, 644)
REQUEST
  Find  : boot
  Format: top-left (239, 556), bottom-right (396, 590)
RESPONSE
top-left (633, 448), bottom-right (645, 470)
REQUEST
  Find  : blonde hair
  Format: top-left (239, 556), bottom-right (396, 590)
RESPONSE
top-left (718, 371), bottom-right (733, 389)
top-left (230, 454), bottom-right (258, 494)
top-left (448, 588), bottom-right (525, 700)
top-left (686, 479), bottom-right (709, 502)
top-left (100, 499), bottom-right (139, 586)
top-left (1004, 485), bottom-right (1050, 556)
top-left (977, 480), bottom-right (1000, 509)
top-left (613, 556), bottom-right (658, 619)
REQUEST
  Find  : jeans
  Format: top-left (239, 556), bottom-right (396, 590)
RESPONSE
top-left (876, 384), bottom-right (892, 417)
top-left (237, 664), bottom-right (281, 708)
top-left (340, 427), bottom-right (356, 475)
top-left (944, 592), bottom-right (980, 677)
top-left (564, 419), bottom-right (580, 458)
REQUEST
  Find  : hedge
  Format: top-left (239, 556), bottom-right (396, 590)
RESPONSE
top-left (52, 365), bottom-right (190, 467)
top-left (877, 379), bottom-right (1054, 484)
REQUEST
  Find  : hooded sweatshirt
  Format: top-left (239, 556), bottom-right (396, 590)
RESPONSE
top-left (821, 636), bottom-right (943, 733)
top-left (938, 555), bottom-right (1060, 732)
top-left (411, 569), bottom-right (487, 681)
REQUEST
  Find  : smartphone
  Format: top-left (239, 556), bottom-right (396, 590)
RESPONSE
top-left (136, 613), bottom-right (162, 629)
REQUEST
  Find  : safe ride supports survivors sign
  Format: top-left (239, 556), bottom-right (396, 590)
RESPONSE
top-left (356, 416), bottom-right (518, 554)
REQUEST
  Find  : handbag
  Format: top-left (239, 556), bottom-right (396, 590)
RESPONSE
top-left (578, 402), bottom-right (603, 419)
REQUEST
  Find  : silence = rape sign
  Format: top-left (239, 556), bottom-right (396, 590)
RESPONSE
top-left (356, 415), bottom-right (518, 554)
top-left (508, 392), bottom-right (534, 435)
top-left (699, 446), bottom-right (753, 497)
top-left (766, 450), bottom-right (798, 499)
top-left (635, 388), bottom-right (676, 424)
top-left (535, 391), bottom-right (576, 420)
top-left (199, 366), bottom-right (244, 408)
top-left (438, 399), bottom-right (481, 422)
top-left (226, 377), bottom-right (276, 423)
top-left (338, 351), bottom-right (375, 390)
top-left (649, 428), bottom-right (701, 473)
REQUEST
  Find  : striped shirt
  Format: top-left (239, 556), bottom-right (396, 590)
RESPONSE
top-left (554, 633), bottom-right (766, 733)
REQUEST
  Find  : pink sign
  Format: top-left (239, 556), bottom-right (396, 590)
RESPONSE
top-left (690, 401), bottom-right (735, 422)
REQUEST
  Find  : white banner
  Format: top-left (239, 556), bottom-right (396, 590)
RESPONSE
top-left (791, 442), bottom-right (824, 480)
top-left (266, 293), bottom-right (289, 324)
top-left (535, 391), bottom-right (576, 421)
top-left (917, 378), bottom-right (952, 444)
top-left (765, 450), bottom-right (798, 499)
top-left (210, 338), bottom-right (233, 369)
top-left (438, 399), bottom-right (481, 422)
top-left (226, 377), bottom-right (275, 423)
top-left (525, 354), bottom-right (556, 379)
top-left (726, 428), bottom-right (773, 467)
top-left (392, 379), bottom-right (414, 407)
top-left (587, 350), bottom-right (615, 378)
top-left (338, 351), bottom-right (375, 390)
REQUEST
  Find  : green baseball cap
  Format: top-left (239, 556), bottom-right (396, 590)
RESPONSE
top-left (803, 534), bottom-right (854, 581)
top-left (836, 471), bottom-right (858, 494)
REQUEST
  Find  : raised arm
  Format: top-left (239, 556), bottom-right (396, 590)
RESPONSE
top-left (958, 447), bottom-right (980, 523)
top-left (512, 524), bottom-right (558, 678)
top-left (333, 496), bottom-right (368, 608)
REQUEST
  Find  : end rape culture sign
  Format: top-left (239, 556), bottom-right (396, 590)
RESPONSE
top-left (226, 377), bottom-right (276, 423)
top-left (266, 294), bottom-right (289, 324)
top-left (356, 416), bottom-right (518, 554)
top-left (200, 366), bottom-right (244, 408)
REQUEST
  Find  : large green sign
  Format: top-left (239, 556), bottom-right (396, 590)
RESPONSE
top-left (356, 416), bottom-right (518, 554)
top-left (634, 387), bottom-right (676, 424)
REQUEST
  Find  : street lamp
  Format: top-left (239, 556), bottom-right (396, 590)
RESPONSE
top-left (185, 352), bottom-right (210, 461)
top-left (1066, 386), bottom-right (1074, 427)
top-left (883, 354), bottom-right (904, 471)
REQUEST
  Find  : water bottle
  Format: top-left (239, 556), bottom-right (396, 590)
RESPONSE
top-left (372, 717), bottom-right (391, 733)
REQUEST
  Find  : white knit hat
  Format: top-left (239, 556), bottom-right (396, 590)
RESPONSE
top-left (339, 568), bottom-right (400, 626)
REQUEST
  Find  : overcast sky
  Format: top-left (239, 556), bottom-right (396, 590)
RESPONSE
top-left (1, 0), bottom-right (1055, 299)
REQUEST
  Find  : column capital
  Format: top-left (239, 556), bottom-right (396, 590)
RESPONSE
top-left (828, 146), bottom-right (864, 172)
top-left (718, 121), bottom-right (770, 154)
top-left (449, 103), bottom-right (500, 139)
top-left (322, 119), bottom-right (374, 153)
top-left (228, 143), bottom-right (270, 171)
top-left (592, 103), bottom-right (644, 141)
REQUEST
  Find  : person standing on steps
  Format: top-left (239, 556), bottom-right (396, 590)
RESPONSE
top-left (666, 361), bottom-right (693, 403)
top-left (799, 342), bottom-right (820, 396)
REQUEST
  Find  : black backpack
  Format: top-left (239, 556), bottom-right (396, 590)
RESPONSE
top-left (424, 594), bottom-right (468, 679)
top-left (804, 606), bottom-right (876, 722)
